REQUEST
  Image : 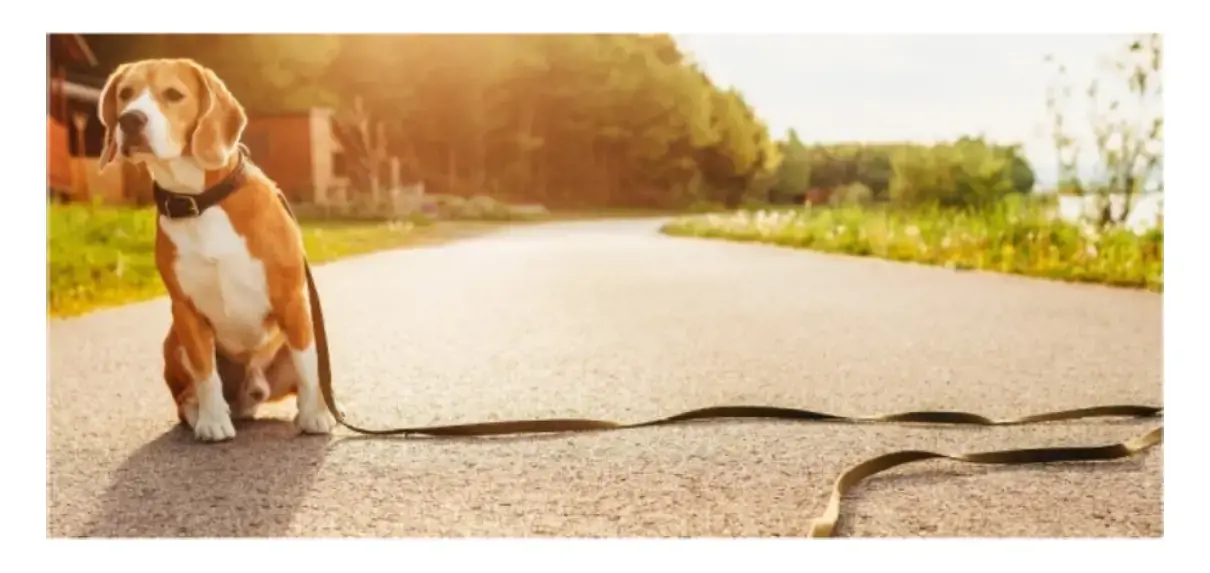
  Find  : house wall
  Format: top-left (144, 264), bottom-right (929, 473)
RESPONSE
top-left (48, 117), bottom-right (72, 194)
top-left (55, 158), bottom-right (151, 206)
top-left (52, 101), bottom-right (343, 206)
top-left (307, 108), bottom-right (339, 206)
top-left (46, 35), bottom-right (143, 205)
top-left (124, 162), bottom-right (155, 205)
top-left (67, 103), bottom-right (106, 157)
top-left (68, 158), bottom-right (128, 204)
top-left (243, 114), bottom-right (315, 202)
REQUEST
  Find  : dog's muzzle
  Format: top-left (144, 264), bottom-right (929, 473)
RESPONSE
top-left (118, 110), bottom-right (149, 154)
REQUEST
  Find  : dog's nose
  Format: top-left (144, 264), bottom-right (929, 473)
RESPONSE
top-left (118, 110), bottom-right (148, 133)
top-left (248, 387), bottom-right (267, 402)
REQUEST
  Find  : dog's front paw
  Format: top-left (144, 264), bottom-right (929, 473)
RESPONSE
top-left (295, 403), bottom-right (337, 435)
top-left (194, 408), bottom-right (236, 442)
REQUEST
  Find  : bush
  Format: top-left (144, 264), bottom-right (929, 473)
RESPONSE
top-left (688, 199), bottom-right (729, 213)
top-left (768, 138), bottom-right (1038, 209)
top-left (423, 193), bottom-right (551, 221)
top-left (461, 195), bottom-right (504, 219)
top-left (284, 193), bottom-right (550, 224)
top-left (660, 200), bottom-right (1163, 291)
top-left (888, 138), bottom-right (1023, 209)
top-left (829, 182), bottom-right (874, 207)
top-left (430, 194), bottom-right (468, 219)
top-left (291, 196), bottom-right (435, 226)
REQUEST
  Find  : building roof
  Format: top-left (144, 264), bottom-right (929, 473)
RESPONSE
top-left (59, 80), bottom-right (101, 103)
top-left (64, 69), bottom-right (106, 88)
top-left (49, 34), bottom-right (97, 68)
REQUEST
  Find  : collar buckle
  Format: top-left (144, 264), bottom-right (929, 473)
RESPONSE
top-left (163, 194), bottom-right (201, 218)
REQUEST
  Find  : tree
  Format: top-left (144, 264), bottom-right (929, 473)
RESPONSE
top-left (83, 33), bottom-right (783, 210)
top-left (887, 138), bottom-right (1023, 209)
top-left (768, 129), bottom-right (810, 203)
top-left (1044, 34), bottom-right (1163, 226)
top-left (88, 34), bottom-right (342, 113)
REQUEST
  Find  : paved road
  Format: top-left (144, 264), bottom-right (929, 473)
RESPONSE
top-left (47, 218), bottom-right (1163, 538)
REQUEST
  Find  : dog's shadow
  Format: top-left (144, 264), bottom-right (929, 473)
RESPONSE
top-left (81, 416), bottom-right (328, 538)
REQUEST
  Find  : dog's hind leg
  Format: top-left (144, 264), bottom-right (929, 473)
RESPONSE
top-left (217, 349), bottom-right (246, 412)
top-left (261, 344), bottom-right (300, 404)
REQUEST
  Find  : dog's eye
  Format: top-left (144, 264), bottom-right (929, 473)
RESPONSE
top-left (163, 88), bottom-right (185, 103)
top-left (118, 87), bottom-right (133, 100)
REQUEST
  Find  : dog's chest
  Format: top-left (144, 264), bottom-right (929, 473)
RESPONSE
top-left (160, 208), bottom-right (274, 353)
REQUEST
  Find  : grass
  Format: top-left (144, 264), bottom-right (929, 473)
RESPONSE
top-left (660, 199), bottom-right (1164, 292)
top-left (47, 202), bottom-right (510, 318)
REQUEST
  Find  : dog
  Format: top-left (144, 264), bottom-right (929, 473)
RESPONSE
top-left (96, 58), bottom-right (337, 441)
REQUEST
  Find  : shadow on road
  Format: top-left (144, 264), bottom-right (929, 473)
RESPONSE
top-left (80, 419), bottom-right (328, 538)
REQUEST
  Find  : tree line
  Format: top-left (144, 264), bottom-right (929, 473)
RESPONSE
top-left (87, 34), bottom-right (1156, 214)
top-left (85, 34), bottom-right (783, 209)
top-left (768, 132), bottom-right (1038, 209)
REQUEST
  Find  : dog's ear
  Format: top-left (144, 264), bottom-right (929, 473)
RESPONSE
top-left (96, 63), bottom-right (130, 171)
top-left (187, 60), bottom-right (247, 170)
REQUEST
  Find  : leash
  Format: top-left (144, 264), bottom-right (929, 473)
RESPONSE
top-left (275, 192), bottom-right (1164, 538)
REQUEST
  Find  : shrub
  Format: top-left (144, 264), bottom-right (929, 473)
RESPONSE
top-left (461, 195), bottom-right (504, 219)
top-left (430, 194), bottom-right (469, 219)
top-left (888, 138), bottom-right (1022, 209)
top-left (773, 138), bottom-right (1037, 209)
top-left (829, 182), bottom-right (874, 207)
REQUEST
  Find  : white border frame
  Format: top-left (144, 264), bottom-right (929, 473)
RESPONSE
top-left (17, 0), bottom-right (1202, 569)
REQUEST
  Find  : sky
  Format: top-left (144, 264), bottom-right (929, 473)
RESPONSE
top-left (672, 34), bottom-right (1150, 188)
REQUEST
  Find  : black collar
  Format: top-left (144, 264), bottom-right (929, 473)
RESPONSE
top-left (153, 153), bottom-right (249, 219)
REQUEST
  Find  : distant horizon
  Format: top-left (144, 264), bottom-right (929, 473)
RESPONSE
top-left (742, 135), bottom-right (1160, 193)
top-left (671, 33), bottom-right (1160, 193)
top-left (763, 135), bottom-right (1108, 191)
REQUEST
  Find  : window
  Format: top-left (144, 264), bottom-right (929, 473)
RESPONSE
top-left (332, 150), bottom-right (347, 177)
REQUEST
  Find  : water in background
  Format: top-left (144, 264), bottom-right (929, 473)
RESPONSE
top-left (1056, 193), bottom-right (1164, 234)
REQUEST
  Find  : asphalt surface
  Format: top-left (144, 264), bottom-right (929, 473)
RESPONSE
top-left (46, 218), bottom-right (1163, 538)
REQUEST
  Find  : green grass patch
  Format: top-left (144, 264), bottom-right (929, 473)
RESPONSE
top-left (47, 202), bottom-right (506, 318)
top-left (660, 200), bottom-right (1163, 292)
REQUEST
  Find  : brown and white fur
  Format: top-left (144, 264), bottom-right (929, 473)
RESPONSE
top-left (97, 58), bottom-right (337, 441)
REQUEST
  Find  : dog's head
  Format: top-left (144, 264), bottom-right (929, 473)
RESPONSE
top-left (97, 58), bottom-right (247, 172)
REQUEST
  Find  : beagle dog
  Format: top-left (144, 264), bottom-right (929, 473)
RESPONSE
top-left (96, 58), bottom-right (337, 441)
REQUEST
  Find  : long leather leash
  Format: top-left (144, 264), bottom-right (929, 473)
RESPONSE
top-left (274, 191), bottom-right (1164, 538)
